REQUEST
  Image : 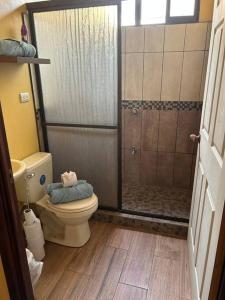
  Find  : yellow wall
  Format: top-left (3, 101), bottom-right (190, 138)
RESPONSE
top-left (0, 258), bottom-right (10, 300)
top-left (0, 1), bottom-right (39, 160)
top-left (200, 0), bottom-right (214, 22)
top-left (0, 1), bottom-right (39, 297)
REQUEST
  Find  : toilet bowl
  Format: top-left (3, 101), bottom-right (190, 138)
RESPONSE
top-left (37, 193), bottom-right (98, 247)
top-left (21, 152), bottom-right (98, 248)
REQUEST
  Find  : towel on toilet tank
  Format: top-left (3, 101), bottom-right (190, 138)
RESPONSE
top-left (47, 180), bottom-right (93, 204)
top-left (61, 171), bottom-right (77, 187)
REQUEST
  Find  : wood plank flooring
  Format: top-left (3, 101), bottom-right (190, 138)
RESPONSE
top-left (34, 221), bottom-right (191, 300)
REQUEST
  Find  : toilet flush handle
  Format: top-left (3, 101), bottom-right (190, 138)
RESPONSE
top-left (27, 173), bottom-right (35, 179)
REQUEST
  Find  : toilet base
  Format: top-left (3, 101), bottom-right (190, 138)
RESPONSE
top-left (36, 194), bottom-right (98, 248)
top-left (43, 221), bottom-right (91, 247)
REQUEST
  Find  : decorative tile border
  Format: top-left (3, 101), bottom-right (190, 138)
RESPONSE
top-left (121, 100), bottom-right (203, 111)
top-left (121, 100), bottom-right (142, 109)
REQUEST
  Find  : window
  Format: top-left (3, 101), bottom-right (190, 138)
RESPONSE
top-left (170, 0), bottom-right (196, 17)
top-left (121, 0), bottom-right (199, 26)
top-left (141, 0), bottom-right (167, 25)
top-left (121, 0), bottom-right (135, 26)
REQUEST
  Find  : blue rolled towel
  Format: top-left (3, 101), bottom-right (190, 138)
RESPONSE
top-left (0, 39), bottom-right (36, 57)
top-left (47, 180), bottom-right (93, 204)
top-left (47, 182), bottom-right (63, 194)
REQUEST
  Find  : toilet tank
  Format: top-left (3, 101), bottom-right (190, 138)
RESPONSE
top-left (22, 152), bottom-right (52, 203)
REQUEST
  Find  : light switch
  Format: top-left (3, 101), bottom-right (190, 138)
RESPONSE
top-left (19, 92), bottom-right (30, 103)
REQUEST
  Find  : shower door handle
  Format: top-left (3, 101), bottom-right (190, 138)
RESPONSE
top-left (190, 133), bottom-right (201, 143)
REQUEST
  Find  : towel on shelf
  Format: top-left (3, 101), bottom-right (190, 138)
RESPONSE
top-left (47, 180), bottom-right (93, 204)
top-left (0, 39), bottom-right (36, 57)
top-left (61, 171), bottom-right (77, 187)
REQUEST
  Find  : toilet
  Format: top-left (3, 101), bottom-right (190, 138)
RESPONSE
top-left (22, 152), bottom-right (98, 247)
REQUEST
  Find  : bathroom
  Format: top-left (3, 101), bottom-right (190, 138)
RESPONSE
top-left (1, 0), bottom-right (225, 300)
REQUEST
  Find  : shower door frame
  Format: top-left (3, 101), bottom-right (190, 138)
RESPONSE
top-left (27, 0), bottom-right (122, 211)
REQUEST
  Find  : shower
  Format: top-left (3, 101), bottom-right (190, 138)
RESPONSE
top-left (28, 0), bottom-right (208, 224)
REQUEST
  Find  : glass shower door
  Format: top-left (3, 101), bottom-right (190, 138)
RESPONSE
top-left (33, 4), bottom-right (120, 208)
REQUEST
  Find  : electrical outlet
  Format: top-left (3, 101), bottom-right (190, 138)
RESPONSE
top-left (19, 92), bottom-right (30, 103)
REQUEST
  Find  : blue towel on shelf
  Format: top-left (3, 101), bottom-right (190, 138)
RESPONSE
top-left (0, 39), bottom-right (36, 57)
top-left (47, 180), bottom-right (93, 204)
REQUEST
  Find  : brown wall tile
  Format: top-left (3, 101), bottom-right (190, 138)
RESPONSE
top-left (157, 152), bottom-right (174, 186)
top-left (125, 53), bottom-right (143, 100)
top-left (126, 27), bottom-right (144, 53)
top-left (140, 151), bottom-right (157, 185)
top-left (173, 153), bottom-right (193, 188)
top-left (180, 51), bottom-right (204, 101)
top-left (176, 111), bottom-right (201, 154)
top-left (124, 108), bottom-right (142, 149)
top-left (184, 23), bottom-right (207, 51)
top-left (121, 27), bottom-right (126, 53)
top-left (143, 53), bottom-right (163, 100)
top-left (158, 111), bottom-right (178, 152)
top-left (205, 23), bottom-right (212, 51)
top-left (122, 154), bottom-right (124, 182)
top-left (144, 25), bottom-right (164, 52)
top-left (142, 110), bottom-right (159, 151)
top-left (200, 51), bottom-right (209, 101)
top-left (164, 24), bottom-right (185, 52)
top-left (124, 149), bottom-right (141, 183)
top-left (161, 52), bottom-right (183, 101)
top-left (122, 109), bottom-right (125, 149)
top-left (191, 154), bottom-right (197, 188)
top-left (122, 54), bottom-right (125, 100)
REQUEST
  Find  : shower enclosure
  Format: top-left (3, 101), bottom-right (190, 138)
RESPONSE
top-left (28, 0), bottom-right (205, 224)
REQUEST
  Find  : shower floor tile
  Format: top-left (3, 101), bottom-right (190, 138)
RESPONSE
top-left (122, 184), bottom-right (192, 220)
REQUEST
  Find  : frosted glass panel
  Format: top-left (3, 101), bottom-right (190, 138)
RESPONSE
top-left (34, 6), bottom-right (118, 125)
top-left (47, 127), bottom-right (118, 208)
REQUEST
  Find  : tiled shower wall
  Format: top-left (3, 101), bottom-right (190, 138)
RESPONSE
top-left (122, 22), bottom-right (211, 189)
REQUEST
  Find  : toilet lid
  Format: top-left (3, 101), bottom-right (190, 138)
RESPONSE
top-left (41, 194), bottom-right (98, 213)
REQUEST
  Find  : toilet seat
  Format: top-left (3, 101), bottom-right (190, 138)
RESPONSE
top-left (38, 194), bottom-right (98, 213)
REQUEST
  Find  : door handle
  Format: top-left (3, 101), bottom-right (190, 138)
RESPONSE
top-left (190, 133), bottom-right (201, 143)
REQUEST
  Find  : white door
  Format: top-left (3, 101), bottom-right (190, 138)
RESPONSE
top-left (188, 0), bottom-right (225, 299)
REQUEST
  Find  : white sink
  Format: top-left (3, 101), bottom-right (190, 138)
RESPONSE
top-left (11, 159), bottom-right (26, 182)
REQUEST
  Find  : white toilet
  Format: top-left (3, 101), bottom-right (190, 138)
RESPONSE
top-left (22, 152), bottom-right (98, 247)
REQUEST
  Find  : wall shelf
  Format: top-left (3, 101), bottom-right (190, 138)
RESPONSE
top-left (0, 56), bottom-right (50, 64)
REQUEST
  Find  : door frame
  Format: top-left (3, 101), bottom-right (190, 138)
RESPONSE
top-left (27, 0), bottom-right (122, 211)
top-left (0, 104), bottom-right (34, 300)
top-left (209, 204), bottom-right (225, 299)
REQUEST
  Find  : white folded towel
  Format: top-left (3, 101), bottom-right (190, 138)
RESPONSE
top-left (61, 171), bottom-right (77, 187)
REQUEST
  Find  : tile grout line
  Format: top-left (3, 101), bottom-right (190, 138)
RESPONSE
top-left (45, 248), bottom-right (79, 299)
top-left (139, 26), bottom-right (146, 173)
top-left (156, 25), bottom-right (166, 182)
top-left (117, 228), bottom-right (136, 287)
top-left (172, 24), bottom-right (187, 186)
top-left (146, 239), bottom-right (157, 299)
top-left (95, 246), bottom-right (117, 299)
top-left (111, 249), bottom-right (129, 300)
top-left (118, 282), bottom-right (149, 292)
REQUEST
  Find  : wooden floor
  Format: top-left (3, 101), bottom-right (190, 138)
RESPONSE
top-left (34, 221), bottom-right (191, 300)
